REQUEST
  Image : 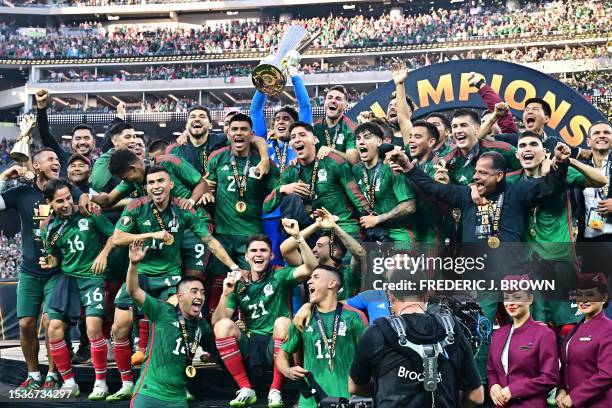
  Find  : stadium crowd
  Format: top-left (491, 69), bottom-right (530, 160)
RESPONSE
top-left (0, 232), bottom-right (21, 279)
top-left (1, 0), bottom-right (610, 59)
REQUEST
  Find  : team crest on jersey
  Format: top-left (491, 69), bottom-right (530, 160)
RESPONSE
top-left (338, 321), bottom-right (347, 336)
top-left (120, 216), bottom-right (132, 226)
top-left (263, 283), bottom-right (274, 297)
top-left (78, 218), bottom-right (89, 231)
top-left (318, 169), bottom-right (328, 182)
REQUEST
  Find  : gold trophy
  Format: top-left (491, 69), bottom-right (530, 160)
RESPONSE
top-left (11, 114), bottom-right (36, 162)
top-left (251, 26), bottom-right (320, 96)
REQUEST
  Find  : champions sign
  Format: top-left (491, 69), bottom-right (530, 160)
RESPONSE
top-left (346, 59), bottom-right (607, 148)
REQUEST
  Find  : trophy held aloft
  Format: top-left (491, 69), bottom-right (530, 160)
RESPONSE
top-left (252, 25), bottom-right (320, 96)
top-left (11, 113), bottom-right (36, 162)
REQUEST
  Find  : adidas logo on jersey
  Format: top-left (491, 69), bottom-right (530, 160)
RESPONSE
top-left (377, 303), bottom-right (386, 309)
top-left (196, 260), bottom-right (204, 266)
top-left (95, 304), bottom-right (104, 310)
top-left (222, 165), bottom-right (229, 171)
top-left (242, 295), bottom-right (250, 302)
top-left (143, 220), bottom-right (152, 226)
top-left (306, 326), bottom-right (313, 333)
top-left (172, 321), bottom-right (179, 328)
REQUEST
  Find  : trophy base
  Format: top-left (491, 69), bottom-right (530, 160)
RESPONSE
top-left (252, 64), bottom-right (287, 96)
top-left (10, 152), bottom-right (31, 163)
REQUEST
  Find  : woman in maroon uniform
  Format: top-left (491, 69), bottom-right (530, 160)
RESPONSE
top-left (487, 275), bottom-right (559, 407)
top-left (556, 273), bottom-right (612, 408)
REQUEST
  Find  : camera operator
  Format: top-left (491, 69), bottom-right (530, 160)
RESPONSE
top-left (348, 268), bottom-right (484, 408)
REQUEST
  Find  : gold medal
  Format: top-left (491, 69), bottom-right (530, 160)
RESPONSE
top-left (235, 201), bottom-right (247, 213)
top-left (488, 236), bottom-right (501, 249)
top-left (530, 228), bottom-right (537, 238)
top-left (164, 234), bottom-right (174, 245)
top-left (185, 365), bottom-right (196, 378)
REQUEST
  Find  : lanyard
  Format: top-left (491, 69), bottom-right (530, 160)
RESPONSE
top-left (273, 140), bottom-right (289, 172)
top-left (151, 204), bottom-right (178, 232)
top-left (175, 305), bottom-right (202, 369)
top-left (591, 155), bottom-right (611, 199)
top-left (312, 303), bottom-right (343, 371)
top-left (45, 215), bottom-right (72, 251)
top-left (488, 193), bottom-right (504, 238)
top-left (230, 153), bottom-right (251, 200)
top-left (298, 158), bottom-right (320, 201)
top-left (324, 122), bottom-right (342, 149)
top-left (362, 163), bottom-right (382, 209)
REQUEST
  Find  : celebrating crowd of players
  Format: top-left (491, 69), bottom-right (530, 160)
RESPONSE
top-left (0, 53), bottom-right (611, 408)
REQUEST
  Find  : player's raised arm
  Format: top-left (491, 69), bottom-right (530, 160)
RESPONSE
top-left (281, 218), bottom-right (317, 282)
top-left (211, 273), bottom-right (239, 325)
top-left (125, 239), bottom-right (148, 307)
top-left (202, 234), bottom-right (239, 271)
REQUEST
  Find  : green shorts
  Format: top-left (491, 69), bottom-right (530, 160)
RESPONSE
top-left (207, 234), bottom-right (249, 276)
top-left (182, 229), bottom-right (207, 272)
top-left (132, 393), bottom-right (186, 408)
top-left (47, 277), bottom-right (106, 322)
top-left (114, 275), bottom-right (180, 310)
top-left (16, 272), bottom-right (61, 319)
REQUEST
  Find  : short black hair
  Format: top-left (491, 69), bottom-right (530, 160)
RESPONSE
top-left (109, 122), bottom-right (134, 138)
top-left (148, 139), bottom-right (169, 154)
top-left (452, 108), bottom-right (480, 125)
top-left (524, 97), bottom-right (551, 118)
top-left (187, 105), bottom-right (211, 121)
top-left (43, 178), bottom-right (72, 201)
top-left (588, 120), bottom-right (612, 137)
top-left (479, 151), bottom-right (507, 173)
top-left (354, 122), bottom-right (384, 140)
top-left (228, 113), bottom-right (253, 129)
top-left (288, 121), bottom-right (314, 135)
top-left (247, 234), bottom-right (273, 251)
top-left (145, 165), bottom-right (171, 180)
top-left (388, 265), bottom-right (428, 300)
top-left (370, 118), bottom-right (394, 141)
top-left (412, 120), bottom-right (440, 143)
top-left (320, 231), bottom-right (347, 265)
top-left (327, 85), bottom-right (348, 99)
top-left (32, 147), bottom-right (57, 163)
top-left (426, 112), bottom-right (452, 131)
top-left (177, 276), bottom-right (204, 293)
top-left (71, 124), bottom-right (94, 137)
top-left (109, 148), bottom-right (139, 177)
top-left (275, 106), bottom-right (298, 122)
top-left (315, 263), bottom-right (344, 289)
top-left (518, 130), bottom-right (543, 142)
top-left (389, 91), bottom-right (416, 112)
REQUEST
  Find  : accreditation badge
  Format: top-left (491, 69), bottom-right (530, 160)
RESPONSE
top-left (587, 208), bottom-right (605, 230)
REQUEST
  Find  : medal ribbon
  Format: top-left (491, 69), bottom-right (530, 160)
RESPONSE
top-left (230, 153), bottom-right (251, 200)
top-left (175, 306), bottom-right (202, 370)
top-left (151, 205), bottom-right (178, 233)
top-left (488, 193), bottom-right (504, 239)
top-left (273, 140), bottom-right (289, 172)
top-left (313, 303), bottom-right (343, 371)
top-left (44, 216), bottom-right (71, 252)
top-left (592, 155), bottom-right (611, 199)
top-left (324, 123), bottom-right (341, 149)
top-left (361, 163), bottom-right (381, 210)
top-left (308, 159), bottom-right (320, 200)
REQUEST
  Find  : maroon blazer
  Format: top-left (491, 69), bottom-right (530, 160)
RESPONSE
top-left (486, 317), bottom-right (559, 408)
top-left (560, 311), bottom-right (612, 407)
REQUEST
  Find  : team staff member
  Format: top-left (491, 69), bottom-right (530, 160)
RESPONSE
top-left (0, 149), bottom-right (91, 390)
top-left (40, 179), bottom-right (115, 400)
top-left (348, 269), bottom-right (483, 408)
top-left (204, 113), bottom-right (280, 318)
top-left (125, 241), bottom-right (214, 408)
top-left (557, 273), bottom-right (612, 408)
top-left (277, 265), bottom-right (368, 408)
top-left (352, 122), bottom-right (417, 244)
top-left (264, 121), bottom-right (371, 240)
top-left (106, 166), bottom-right (238, 402)
top-left (212, 229), bottom-right (317, 408)
top-left (487, 275), bottom-right (559, 408)
top-left (313, 85), bottom-right (359, 165)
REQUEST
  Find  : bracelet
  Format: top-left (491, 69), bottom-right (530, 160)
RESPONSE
top-left (475, 78), bottom-right (485, 89)
top-left (295, 235), bottom-right (304, 244)
top-left (230, 264), bottom-right (239, 271)
top-left (188, 198), bottom-right (196, 206)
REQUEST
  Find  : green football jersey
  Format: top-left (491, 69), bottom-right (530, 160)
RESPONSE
top-left (226, 267), bottom-right (298, 336)
top-left (313, 116), bottom-right (356, 153)
top-left (206, 147), bottom-right (279, 236)
top-left (506, 167), bottom-right (585, 262)
top-left (115, 154), bottom-right (202, 200)
top-left (443, 139), bottom-right (521, 185)
top-left (352, 162), bottom-right (417, 243)
top-left (169, 132), bottom-right (229, 175)
top-left (264, 152), bottom-right (370, 236)
top-left (90, 148), bottom-right (115, 192)
top-left (433, 142), bottom-right (453, 159)
top-left (134, 294), bottom-right (213, 403)
top-left (337, 265), bottom-right (360, 301)
top-left (282, 305), bottom-right (367, 408)
top-left (42, 210), bottom-right (114, 278)
top-left (115, 197), bottom-right (209, 276)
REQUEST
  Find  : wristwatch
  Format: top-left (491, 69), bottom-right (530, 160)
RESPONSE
top-left (295, 235), bottom-right (304, 244)
top-left (474, 78), bottom-right (486, 89)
